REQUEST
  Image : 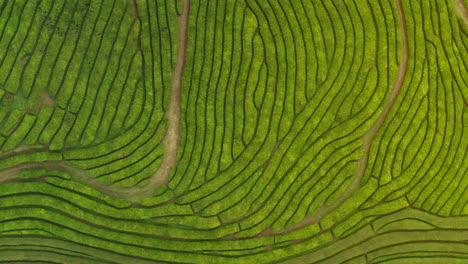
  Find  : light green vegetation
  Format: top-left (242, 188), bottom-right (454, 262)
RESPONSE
top-left (0, 0), bottom-right (466, 263)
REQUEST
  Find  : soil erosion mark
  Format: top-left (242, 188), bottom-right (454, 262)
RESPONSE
top-left (107, 0), bottom-right (190, 200)
top-left (141, 0), bottom-right (189, 195)
top-left (262, 0), bottom-right (409, 236)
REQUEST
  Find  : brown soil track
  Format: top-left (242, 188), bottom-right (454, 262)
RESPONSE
top-left (73, 0), bottom-right (190, 201)
top-left (93, 0), bottom-right (190, 200)
top-left (137, 0), bottom-right (189, 198)
top-left (262, 0), bottom-right (410, 236)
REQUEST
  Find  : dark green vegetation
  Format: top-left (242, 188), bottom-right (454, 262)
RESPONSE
top-left (0, 0), bottom-right (467, 263)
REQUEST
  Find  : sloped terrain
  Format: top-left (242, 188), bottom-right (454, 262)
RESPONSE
top-left (0, 0), bottom-right (466, 263)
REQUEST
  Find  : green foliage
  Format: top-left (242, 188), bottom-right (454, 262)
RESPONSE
top-left (0, 0), bottom-right (466, 263)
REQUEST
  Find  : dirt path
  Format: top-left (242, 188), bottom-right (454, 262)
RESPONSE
top-left (262, 0), bottom-right (409, 236)
top-left (97, 0), bottom-right (190, 200)
top-left (137, 0), bottom-right (189, 196)
top-left (151, 0), bottom-right (189, 184)
top-left (72, 0), bottom-right (189, 201)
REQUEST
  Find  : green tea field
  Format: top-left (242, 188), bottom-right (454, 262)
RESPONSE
top-left (0, 0), bottom-right (467, 263)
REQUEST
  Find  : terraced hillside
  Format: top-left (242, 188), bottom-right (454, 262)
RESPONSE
top-left (0, 0), bottom-right (467, 263)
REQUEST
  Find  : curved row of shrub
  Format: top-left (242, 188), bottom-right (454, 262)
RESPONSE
top-left (0, 0), bottom-right (466, 263)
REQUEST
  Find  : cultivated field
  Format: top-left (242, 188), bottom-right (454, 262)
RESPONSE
top-left (0, 0), bottom-right (466, 263)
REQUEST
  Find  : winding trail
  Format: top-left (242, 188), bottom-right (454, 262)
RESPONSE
top-left (137, 0), bottom-right (189, 197)
top-left (79, 0), bottom-right (190, 201)
top-left (261, 0), bottom-right (409, 236)
top-left (95, 0), bottom-right (190, 200)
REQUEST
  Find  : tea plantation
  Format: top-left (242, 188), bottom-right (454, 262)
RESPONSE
top-left (0, 0), bottom-right (466, 263)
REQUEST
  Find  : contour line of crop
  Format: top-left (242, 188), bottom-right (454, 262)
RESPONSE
top-left (0, 0), bottom-right (189, 202)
